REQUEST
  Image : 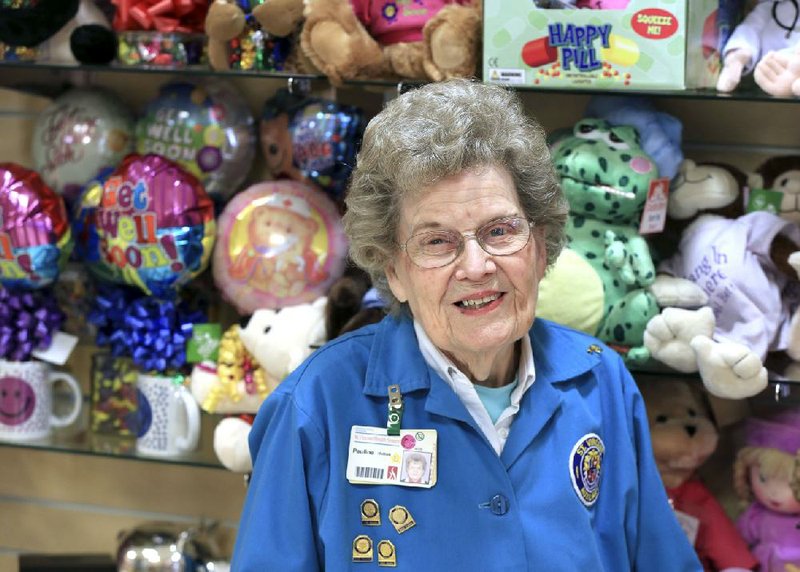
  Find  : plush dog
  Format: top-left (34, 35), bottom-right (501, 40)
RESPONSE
top-left (300, 0), bottom-right (482, 85)
top-left (638, 376), bottom-right (757, 571)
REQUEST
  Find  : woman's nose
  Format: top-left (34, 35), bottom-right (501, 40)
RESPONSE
top-left (455, 237), bottom-right (495, 279)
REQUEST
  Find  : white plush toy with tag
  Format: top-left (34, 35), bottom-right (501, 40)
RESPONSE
top-left (212, 297), bottom-right (328, 472)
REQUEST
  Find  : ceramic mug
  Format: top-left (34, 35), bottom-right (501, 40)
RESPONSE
top-left (136, 373), bottom-right (200, 457)
top-left (0, 359), bottom-right (82, 442)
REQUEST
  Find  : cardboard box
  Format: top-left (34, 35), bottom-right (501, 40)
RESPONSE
top-left (484, 0), bottom-right (725, 90)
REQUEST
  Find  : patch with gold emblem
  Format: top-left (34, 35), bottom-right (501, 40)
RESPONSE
top-left (569, 432), bottom-right (604, 507)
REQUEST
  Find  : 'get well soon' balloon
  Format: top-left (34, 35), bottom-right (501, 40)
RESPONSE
top-left (92, 154), bottom-right (216, 299)
top-left (213, 180), bottom-right (347, 313)
top-left (135, 80), bottom-right (256, 201)
top-left (0, 163), bottom-right (73, 290)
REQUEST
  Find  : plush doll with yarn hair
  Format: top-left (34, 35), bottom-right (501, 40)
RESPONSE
top-left (734, 412), bottom-right (800, 569)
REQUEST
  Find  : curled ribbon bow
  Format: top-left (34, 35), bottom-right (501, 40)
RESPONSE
top-left (111, 0), bottom-right (209, 33)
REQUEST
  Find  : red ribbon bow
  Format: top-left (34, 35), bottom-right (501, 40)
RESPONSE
top-left (111, 0), bottom-right (209, 33)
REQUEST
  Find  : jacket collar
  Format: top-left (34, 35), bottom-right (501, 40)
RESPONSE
top-left (362, 315), bottom-right (602, 398)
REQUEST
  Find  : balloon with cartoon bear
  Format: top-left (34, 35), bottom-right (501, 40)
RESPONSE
top-left (213, 180), bottom-right (348, 313)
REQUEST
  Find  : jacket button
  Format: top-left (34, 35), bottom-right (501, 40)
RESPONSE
top-left (490, 494), bottom-right (509, 515)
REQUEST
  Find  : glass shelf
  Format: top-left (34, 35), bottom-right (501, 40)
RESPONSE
top-left (2, 60), bottom-right (800, 104)
top-left (0, 405), bottom-right (228, 470)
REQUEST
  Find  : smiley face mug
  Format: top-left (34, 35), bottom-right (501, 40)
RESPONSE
top-left (0, 359), bottom-right (82, 442)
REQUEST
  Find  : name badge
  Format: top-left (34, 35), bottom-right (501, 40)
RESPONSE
top-left (346, 425), bottom-right (437, 488)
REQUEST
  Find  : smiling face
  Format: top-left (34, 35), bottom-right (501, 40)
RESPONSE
top-left (385, 165), bottom-right (547, 382)
top-left (749, 464), bottom-right (800, 514)
top-left (0, 376), bottom-right (36, 426)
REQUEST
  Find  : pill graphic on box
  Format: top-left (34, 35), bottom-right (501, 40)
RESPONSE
top-left (521, 37), bottom-right (559, 68)
top-left (600, 34), bottom-right (640, 67)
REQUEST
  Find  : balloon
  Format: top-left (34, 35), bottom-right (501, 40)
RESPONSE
top-left (91, 154), bottom-right (216, 299)
top-left (71, 166), bottom-right (118, 284)
top-left (213, 180), bottom-right (348, 313)
top-left (32, 88), bottom-right (135, 200)
top-left (135, 80), bottom-right (256, 201)
top-left (0, 163), bottom-right (73, 290)
top-left (261, 89), bottom-right (364, 202)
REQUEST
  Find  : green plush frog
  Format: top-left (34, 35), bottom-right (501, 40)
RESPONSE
top-left (545, 118), bottom-right (660, 363)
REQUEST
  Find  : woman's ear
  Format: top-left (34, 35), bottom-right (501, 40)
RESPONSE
top-left (384, 261), bottom-right (408, 304)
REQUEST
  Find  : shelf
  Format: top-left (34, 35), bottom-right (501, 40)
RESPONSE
top-left (0, 406), bottom-right (228, 470)
top-left (2, 61), bottom-right (800, 104)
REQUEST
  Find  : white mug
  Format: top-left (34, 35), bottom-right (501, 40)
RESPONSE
top-left (0, 359), bottom-right (82, 442)
top-left (136, 373), bottom-right (201, 457)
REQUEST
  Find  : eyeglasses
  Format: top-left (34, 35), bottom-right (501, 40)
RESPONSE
top-left (399, 216), bottom-right (534, 269)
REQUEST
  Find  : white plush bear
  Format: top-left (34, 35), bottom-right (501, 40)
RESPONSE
top-left (200, 297), bottom-right (328, 472)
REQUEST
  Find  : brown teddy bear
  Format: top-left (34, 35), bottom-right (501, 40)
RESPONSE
top-left (300, 0), bottom-right (482, 85)
top-left (638, 376), bottom-right (757, 571)
top-left (205, 0), bottom-right (315, 72)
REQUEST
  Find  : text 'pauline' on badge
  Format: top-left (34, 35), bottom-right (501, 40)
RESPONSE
top-left (346, 425), bottom-right (438, 488)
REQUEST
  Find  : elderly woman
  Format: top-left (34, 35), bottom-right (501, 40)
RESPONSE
top-left (233, 80), bottom-right (700, 571)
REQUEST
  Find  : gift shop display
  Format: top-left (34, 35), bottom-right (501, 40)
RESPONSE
top-left (484, 0), bottom-right (727, 90)
top-left (135, 80), bottom-right (256, 202)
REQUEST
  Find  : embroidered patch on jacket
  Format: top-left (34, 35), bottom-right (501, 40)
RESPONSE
top-left (569, 432), bottom-right (605, 507)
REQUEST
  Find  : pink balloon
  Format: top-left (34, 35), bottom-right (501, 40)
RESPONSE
top-left (213, 180), bottom-right (348, 313)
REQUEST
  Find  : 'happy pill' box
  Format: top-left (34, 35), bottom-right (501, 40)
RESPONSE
top-left (483, 0), bottom-right (736, 91)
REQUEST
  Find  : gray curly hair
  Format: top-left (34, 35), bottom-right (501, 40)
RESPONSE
top-left (343, 79), bottom-right (567, 315)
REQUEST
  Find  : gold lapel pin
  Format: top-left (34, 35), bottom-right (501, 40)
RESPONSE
top-left (352, 535), bottom-right (373, 562)
top-left (377, 540), bottom-right (397, 567)
top-left (361, 499), bottom-right (381, 526)
top-left (388, 505), bottom-right (416, 534)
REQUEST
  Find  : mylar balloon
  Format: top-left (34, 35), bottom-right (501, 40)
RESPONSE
top-left (261, 89), bottom-right (363, 202)
top-left (135, 80), bottom-right (256, 201)
top-left (0, 163), bottom-right (73, 289)
top-left (71, 166), bottom-right (120, 284)
top-left (32, 88), bottom-right (135, 199)
top-left (213, 180), bottom-right (348, 314)
top-left (92, 154), bottom-right (216, 299)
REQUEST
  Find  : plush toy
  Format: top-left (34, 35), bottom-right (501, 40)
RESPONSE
top-left (325, 266), bottom-right (387, 340)
top-left (584, 95), bottom-right (684, 181)
top-left (748, 154), bottom-right (800, 224)
top-left (205, 0), bottom-right (313, 72)
top-left (200, 297), bottom-right (328, 472)
top-left (0, 0), bottom-right (116, 65)
top-left (647, 159), bottom-right (800, 398)
top-left (638, 376), bottom-right (757, 571)
top-left (734, 411), bottom-right (800, 569)
top-left (717, 0), bottom-right (800, 97)
top-left (541, 118), bottom-right (708, 364)
top-left (299, 0), bottom-right (482, 85)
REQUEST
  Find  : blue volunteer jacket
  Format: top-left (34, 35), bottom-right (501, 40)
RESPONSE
top-left (233, 315), bottom-right (701, 571)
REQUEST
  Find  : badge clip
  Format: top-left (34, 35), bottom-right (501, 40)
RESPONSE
top-left (386, 384), bottom-right (403, 436)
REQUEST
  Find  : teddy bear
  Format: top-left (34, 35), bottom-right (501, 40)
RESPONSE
top-left (205, 0), bottom-right (315, 72)
top-left (325, 266), bottom-right (387, 340)
top-left (645, 159), bottom-right (800, 398)
top-left (0, 0), bottom-right (117, 65)
top-left (638, 376), bottom-right (757, 571)
top-left (194, 297), bottom-right (328, 472)
top-left (716, 0), bottom-right (800, 97)
top-left (299, 0), bottom-right (482, 85)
